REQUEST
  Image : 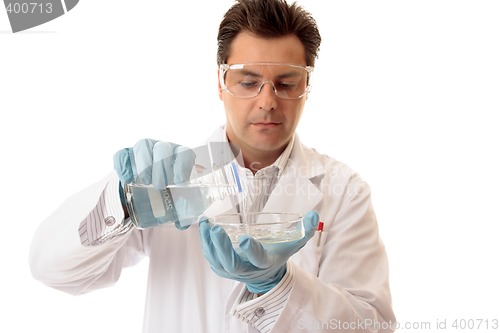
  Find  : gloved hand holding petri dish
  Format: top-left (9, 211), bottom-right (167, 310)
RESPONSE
top-left (200, 211), bottom-right (319, 294)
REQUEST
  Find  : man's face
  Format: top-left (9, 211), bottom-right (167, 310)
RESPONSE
top-left (218, 31), bottom-right (308, 164)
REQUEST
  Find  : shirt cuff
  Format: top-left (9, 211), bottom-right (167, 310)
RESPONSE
top-left (231, 261), bottom-right (295, 333)
top-left (78, 175), bottom-right (132, 246)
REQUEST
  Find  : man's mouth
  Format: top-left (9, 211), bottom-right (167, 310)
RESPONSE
top-left (252, 122), bottom-right (281, 126)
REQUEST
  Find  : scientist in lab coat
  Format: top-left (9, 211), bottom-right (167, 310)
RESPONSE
top-left (29, 0), bottom-right (396, 332)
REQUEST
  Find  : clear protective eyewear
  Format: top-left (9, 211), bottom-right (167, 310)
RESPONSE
top-left (219, 63), bottom-right (314, 99)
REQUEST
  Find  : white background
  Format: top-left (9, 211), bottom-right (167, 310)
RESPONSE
top-left (1, 1), bottom-right (499, 332)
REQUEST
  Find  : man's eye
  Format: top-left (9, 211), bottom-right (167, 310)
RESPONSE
top-left (276, 82), bottom-right (297, 90)
top-left (239, 81), bottom-right (259, 89)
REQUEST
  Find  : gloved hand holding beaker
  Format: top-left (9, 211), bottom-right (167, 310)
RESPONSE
top-left (113, 139), bottom-right (196, 230)
top-left (114, 139), bottom-right (244, 230)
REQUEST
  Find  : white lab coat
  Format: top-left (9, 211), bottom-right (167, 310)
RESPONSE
top-left (29, 126), bottom-right (396, 332)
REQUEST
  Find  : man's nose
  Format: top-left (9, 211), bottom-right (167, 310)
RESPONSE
top-left (258, 81), bottom-right (278, 111)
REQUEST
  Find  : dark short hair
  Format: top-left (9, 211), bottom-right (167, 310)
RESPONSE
top-left (217, 0), bottom-right (321, 66)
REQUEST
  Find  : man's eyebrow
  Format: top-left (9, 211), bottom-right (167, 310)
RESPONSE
top-left (236, 68), bottom-right (262, 77)
top-left (235, 69), bottom-right (302, 79)
top-left (276, 71), bottom-right (302, 79)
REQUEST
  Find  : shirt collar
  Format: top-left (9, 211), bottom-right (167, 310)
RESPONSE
top-left (221, 126), bottom-right (294, 177)
top-left (270, 135), bottom-right (294, 178)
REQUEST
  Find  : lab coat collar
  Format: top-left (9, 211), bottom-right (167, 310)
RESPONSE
top-left (206, 125), bottom-right (324, 214)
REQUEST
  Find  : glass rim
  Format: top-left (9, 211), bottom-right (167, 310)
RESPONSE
top-left (220, 62), bottom-right (314, 72)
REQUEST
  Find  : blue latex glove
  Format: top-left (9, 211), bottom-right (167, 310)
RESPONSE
top-left (199, 210), bottom-right (319, 294)
top-left (113, 139), bottom-right (196, 230)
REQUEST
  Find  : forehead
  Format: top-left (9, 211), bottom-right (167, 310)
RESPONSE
top-left (227, 31), bottom-right (306, 66)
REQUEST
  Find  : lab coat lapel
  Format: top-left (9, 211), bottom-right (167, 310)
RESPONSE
top-left (262, 137), bottom-right (324, 214)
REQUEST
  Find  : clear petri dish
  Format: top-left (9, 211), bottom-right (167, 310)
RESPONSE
top-left (209, 212), bottom-right (304, 244)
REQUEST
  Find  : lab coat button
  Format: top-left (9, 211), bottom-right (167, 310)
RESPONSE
top-left (104, 216), bottom-right (116, 226)
top-left (254, 307), bottom-right (265, 317)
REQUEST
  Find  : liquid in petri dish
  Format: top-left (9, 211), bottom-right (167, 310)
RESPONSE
top-left (225, 228), bottom-right (304, 244)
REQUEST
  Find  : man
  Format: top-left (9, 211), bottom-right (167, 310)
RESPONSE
top-left (29, 0), bottom-right (395, 332)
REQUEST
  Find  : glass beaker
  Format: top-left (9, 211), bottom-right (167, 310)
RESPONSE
top-left (125, 160), bottom-right (243, 229)
top-left (124, 142), bottom-right (244, 229)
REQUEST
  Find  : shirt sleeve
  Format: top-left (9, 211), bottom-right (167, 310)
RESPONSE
top-left (79, 175), bottom-right (132, 246)
top-left (231, 261), bottom-right (295, 333)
